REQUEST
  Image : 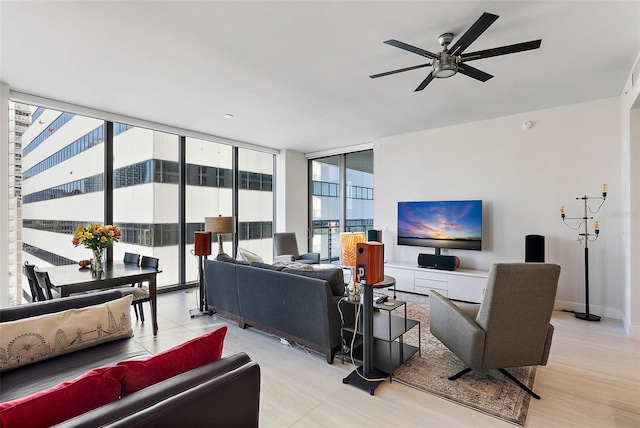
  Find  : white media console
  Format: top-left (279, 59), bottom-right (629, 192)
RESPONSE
top-left (384, 262), bottom-right (489, 303)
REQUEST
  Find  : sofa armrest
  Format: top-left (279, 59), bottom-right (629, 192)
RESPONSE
top-left (299, 253), bottom-right (320, 263)
top-left (273, 255), bottom-right (295, 262)
top-left (429, 291), bottom-right (486, 370)
top-left (55, 353), bottom-right (260, 428)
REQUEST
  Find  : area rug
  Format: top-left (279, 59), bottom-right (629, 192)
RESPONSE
top-left (385, 291), bottom-right (535, 427)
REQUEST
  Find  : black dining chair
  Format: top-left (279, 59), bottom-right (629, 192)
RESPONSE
top-left (123, 252), bottom-right (140, 265)
top-left (23, 261), bottom-right (46, 302)
top-left (114, 255), bottom-right (158, 322)
top-left (34, 270), bottom-right (60, 300)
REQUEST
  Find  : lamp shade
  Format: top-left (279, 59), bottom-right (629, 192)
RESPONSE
top-left (205, 216), bottom-right (235, 234)
top-left (340, 232), bottom-right (366, 268)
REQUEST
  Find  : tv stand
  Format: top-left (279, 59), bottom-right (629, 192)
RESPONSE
top-left (384, 262), bottom-right (489, 303)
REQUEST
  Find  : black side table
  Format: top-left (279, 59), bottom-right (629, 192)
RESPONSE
top-left (342, 275), bottom-right (395, 395)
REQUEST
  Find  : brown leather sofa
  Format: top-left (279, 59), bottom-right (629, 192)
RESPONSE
top-left (0, 290), bottom-right (260, 427)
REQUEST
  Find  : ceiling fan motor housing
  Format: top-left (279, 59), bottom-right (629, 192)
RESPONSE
top-left (438, 32), bottom-right (455, 48)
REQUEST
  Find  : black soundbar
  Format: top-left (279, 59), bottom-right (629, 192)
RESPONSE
top-left (417, 253), bottom-right (458, 271)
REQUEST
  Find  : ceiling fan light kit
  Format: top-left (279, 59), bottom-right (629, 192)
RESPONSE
top-left (370, 12), bottom-right (542, 92)
top-left (433, 54), bottom-right (458, 78)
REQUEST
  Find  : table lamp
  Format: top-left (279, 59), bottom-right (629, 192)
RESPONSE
top-left (205, 215), bottom-right (236, 255)
top-left (340, 232), bottom-right (366, 300)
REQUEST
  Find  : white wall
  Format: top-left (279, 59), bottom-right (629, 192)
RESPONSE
top-left (275, 149), bottom-right (309, 251)
top-left (620, 51), bottom-right (640, 338)
top-left (374, 97), bottom-right (624, 319)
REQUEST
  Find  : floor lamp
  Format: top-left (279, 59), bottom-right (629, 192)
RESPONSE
top-left (560, 184), bottom-right (607, 322)
top-left (190, 231), bottom-right (211, 318)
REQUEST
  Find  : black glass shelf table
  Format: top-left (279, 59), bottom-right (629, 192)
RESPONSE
top-left (340, 277), bottom-right (420, 395)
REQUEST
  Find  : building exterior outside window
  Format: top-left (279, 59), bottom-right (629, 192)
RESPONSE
top-left (310, 150), bottom-right (373, 263)
top-left (7, 101), bottom-right (31, 305)
top-left (13, 103), bottom-right (274, 301)
top-left (185, 137), bottom-right (234, 282)
top-left (238, 147), bottom-right (275, 261)
top-left (20, 108), bottom-right (106, 290)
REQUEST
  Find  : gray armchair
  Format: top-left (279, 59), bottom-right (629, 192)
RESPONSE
top-left (273, 232), bottom-right (320, 264)
top-left (429, 263), bottom-right (561, 399)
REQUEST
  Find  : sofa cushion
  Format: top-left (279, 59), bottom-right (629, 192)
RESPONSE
top-left (0, 290), bottom-right (125, 323)
top-left (117, 325), bottom-right (227, 396)
top-left (217, 253), bottom-right (248, 265)
top-left (273, 261), bottom-right (315, 270)
top-left (0, 338), bottom-right (151, 403)
top-left (0, 365), bottom-right (127, 427)
top-left (236, 247), bottom-right (264, 264)
top-left (249, 261), bottom-right (285, 271)
top-left (282, 267), bottom-right (346, 296)
top-left (0, 295), bottom-right (134, 372)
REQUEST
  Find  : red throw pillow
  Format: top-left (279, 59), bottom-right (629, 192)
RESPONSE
top-left (0, 365), bottom-right (127, 427)
top-left (118, 326), bottom-right (227, 396)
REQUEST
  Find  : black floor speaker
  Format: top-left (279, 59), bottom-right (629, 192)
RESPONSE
top-left (367, 229), bottom-right (382, 242)
top-left (525, 235), bottom-right (545, 262)
top-left (417, 253), bottom-right (457, 271)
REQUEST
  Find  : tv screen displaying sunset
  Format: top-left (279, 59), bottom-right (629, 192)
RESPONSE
top-left (397, 200), bottom-right (482, 250)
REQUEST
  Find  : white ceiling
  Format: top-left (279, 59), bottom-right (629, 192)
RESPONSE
top-left (2, 1), bottom-right (639, 154)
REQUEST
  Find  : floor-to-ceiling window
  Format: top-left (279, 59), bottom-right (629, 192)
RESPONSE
top-left (21, 108), bottom-right (105, 271)
top-left (237, 148), bottom-right (274, 261)
top-left (310, 156), bottom-right (341, 263)
top-left (310, 150), bottom-right (373, 263)
top-left (9, 100), bottom-right (276, 302)
top-left (185, 138), bottom-right (233, 279)
top-left (112, 125), bottom-right (179, 287)
top-left (7, 101), bottom-right (30, 304)
top-left (345, 151), bottom-right (374, 233)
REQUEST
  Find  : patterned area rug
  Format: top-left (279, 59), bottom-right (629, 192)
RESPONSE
top-left (385, 291), bottom-right (535, 427)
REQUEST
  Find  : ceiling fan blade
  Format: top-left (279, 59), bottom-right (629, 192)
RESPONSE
top-left (461, 40), bottom-right (542, 61)
top-left (447, 12), bottom-right (499, 56)
top-left (457, 63), bottom-right (493, 82)
top-left (414, 73), bottom-right (435, 91)
top-left (370, 63), bottom-right (432, 79)
top-left (384, 39), bottom-right (439, 60)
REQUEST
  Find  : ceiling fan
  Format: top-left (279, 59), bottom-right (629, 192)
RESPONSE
top-left (370, 12), bottom-right (542, 92)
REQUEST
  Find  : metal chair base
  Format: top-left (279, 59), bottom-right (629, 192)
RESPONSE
top-left (448, 367), bottom-right (541, 399)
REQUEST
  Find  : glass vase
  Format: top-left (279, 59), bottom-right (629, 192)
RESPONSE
top-left (92, 248), bottom-right (104, 275)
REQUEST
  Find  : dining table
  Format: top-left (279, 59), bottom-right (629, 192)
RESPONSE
top-left (43, 261), bottom-right (161, 336)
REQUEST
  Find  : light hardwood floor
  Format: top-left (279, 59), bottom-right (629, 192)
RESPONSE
top-left (133, 290), bottom-right (640, 427)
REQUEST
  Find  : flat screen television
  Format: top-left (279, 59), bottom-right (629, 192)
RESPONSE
top-left (397, 200), bottom-right (483, 253)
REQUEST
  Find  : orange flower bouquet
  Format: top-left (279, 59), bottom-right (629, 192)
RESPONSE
top-left (73, 223), bottom-right (121, 273)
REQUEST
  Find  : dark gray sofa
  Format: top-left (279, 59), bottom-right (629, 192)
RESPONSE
top-left (205, 258), bottom-right (352, 364)
top-left (0, 290), bottom-right (261, 427)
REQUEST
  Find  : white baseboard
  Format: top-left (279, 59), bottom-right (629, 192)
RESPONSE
top-left (554, 299), bottom-right (622, 321)
top-left (554, 300), bottom-right (640, 339)
top-left (619, 311), bottom-right (640, 340)
top-left (627, 324), bottom-right (640, 340)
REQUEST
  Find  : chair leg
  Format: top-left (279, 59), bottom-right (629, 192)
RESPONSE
top-left (133, 304), bottom-right (139, 321)
top-left (448, 367), bottom-right (472, 381)
top-left (498, 369), bottom-right (541, 399)
top-left (139, 303), bottom-right (145, 323)
top-left (449, 367), bottom-right (541, 399)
